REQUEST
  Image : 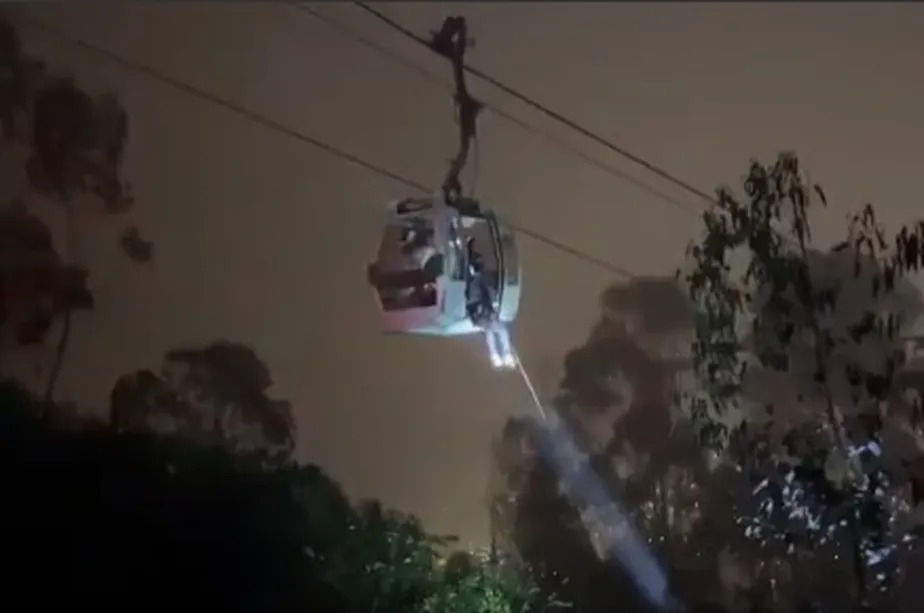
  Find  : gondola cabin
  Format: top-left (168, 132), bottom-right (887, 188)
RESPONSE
top-left (366, 195), bottom-right (521, 337)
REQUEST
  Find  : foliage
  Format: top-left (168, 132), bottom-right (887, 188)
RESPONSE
top-left (0, 16), bottom-right (44, 139)
top-left (110, 341), bottom-right (296, 461)
top-left (577, 281), bottom-right (729, 602)
top-left (490, 278), bottom-right (771, 611)
top-left (680, 153), bottom-right (924, 603)
top-left (0, 15), bottom-right (150, 354)
top-left (326, 499), bottom-right (551, 613)
top-left (0, 12), bottom-right (132, 211)
top-left (494, 417), bottom-right (645, 613)
top-left (27, 76), bottom-right (133, 212)
top-left (120, 224), bottom-right (154, 262)
top-left (0, 377), bottom-right (558, 613)
top-left (0, 203), bottom-right (92, 344)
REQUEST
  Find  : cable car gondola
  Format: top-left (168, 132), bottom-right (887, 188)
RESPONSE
top-left (366, 194), bottom-right (521, 368)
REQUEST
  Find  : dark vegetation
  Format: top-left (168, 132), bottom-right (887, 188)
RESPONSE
top-left (492, 155), bottom-right (924, 613)
top-left (0, 377), bottom-right (555, 613)
top-left (0, 12), bottom-right (149, 402)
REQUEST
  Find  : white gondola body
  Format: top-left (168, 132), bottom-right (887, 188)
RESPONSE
top-left (366, 194), bottom-right (521, 338)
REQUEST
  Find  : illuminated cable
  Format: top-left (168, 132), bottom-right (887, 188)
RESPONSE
top-left (18, 15), bottom-right (636, 280)
top-left (513, 350), bottom-right (546, 420)
top-left (354, 1), bottom-right (716, 207)
top-left (292, 3), bottom-right (697, 217)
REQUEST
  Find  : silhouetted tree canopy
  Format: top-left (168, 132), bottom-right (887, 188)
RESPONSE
top-left (0, 12), bottom-right (139, 217)
top-left (0, 204), bottom-right (92, 344)
top-left (0, 377), bottom-right (558, 613)
top-left (495, 154), bottom-right (924, 611)
top-left (111, 341), bottom-right (296, 461)
top-left (492, 416), bottom-right (652, 613)
top-left (680, 153), bottom-right (924, 606)
top-left (0, 14), bottom-right (152, 399)
top-left (489, 278), bottom-right (707, 611)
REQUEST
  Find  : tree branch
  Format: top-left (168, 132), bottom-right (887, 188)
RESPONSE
top-left (44, 310), bottom-right (70, 403)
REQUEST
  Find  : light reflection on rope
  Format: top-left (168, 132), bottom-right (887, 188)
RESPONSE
top-left (511, 346), bottom-right (678, 611)
top-left (513, 351), bottom-right (546, 421)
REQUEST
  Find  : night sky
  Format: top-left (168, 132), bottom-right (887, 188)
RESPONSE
top-left (6, 2), bottom-right (924, 548)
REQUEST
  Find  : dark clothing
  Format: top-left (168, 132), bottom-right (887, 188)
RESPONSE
top-left (465, 237), bottom-right (496, 326)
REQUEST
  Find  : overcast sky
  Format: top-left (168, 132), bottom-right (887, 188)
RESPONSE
top-left (8, 2), bottom-right (924, 547)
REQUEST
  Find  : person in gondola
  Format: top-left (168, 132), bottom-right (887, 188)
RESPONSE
top-left (464, 236), bottom-right (514, 368)
top-left (464, 236), bottom-right (495, 324)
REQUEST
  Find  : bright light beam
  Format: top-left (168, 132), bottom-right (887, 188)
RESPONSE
top-left (513, 351), bottom-right (547, 421)
top-left (534, 416), bottom-right (676, 610)
top-left (510, 342), bottom-right (679, 611)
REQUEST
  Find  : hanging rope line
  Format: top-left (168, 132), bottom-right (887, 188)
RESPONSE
top-left (292, 3), bottom-right (695, 217)
top-left (354, 2), bottom-right (717, 206)
top-left (428, 15), bottom-right (482, 204)
top-left (17, 14), bottom-right (636, 280)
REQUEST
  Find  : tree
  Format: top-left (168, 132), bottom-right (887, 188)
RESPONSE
top-left (27, 76), bottom-right (132, 212)
top-left (0, 376), bottom-right (560, 613)
top-left (110, 341), bottom-right (296, 461)
top-left (0, 203), bottom-right (93, 345)
top-left (555, 277), bottom-right (773, 611)
top-left (490, 278), bottom-right (733, 611)
top-left (680, 152), bottom-right (924, 607)
top-left (0, 15), bottom-right (151, 399)
top-left (492, 415), bottom-right (647, 613)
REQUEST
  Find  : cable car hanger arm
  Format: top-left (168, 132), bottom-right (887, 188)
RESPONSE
top-left (429, 16), bottom-right (482, 206)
